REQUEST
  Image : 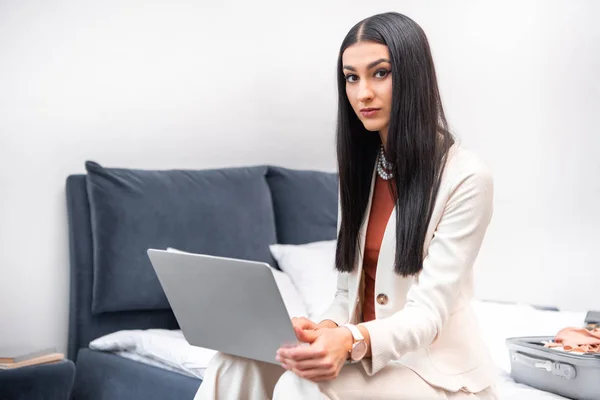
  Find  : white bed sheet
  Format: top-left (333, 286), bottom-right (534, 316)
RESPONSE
top-left (115, 350), bottom-right (201, 378)
top-left (473, 300), bottom-right (585, 399)
top-left (90, 328), bottom-right (216, 379)
top-left (471, 300), bottom-right (586, 374)
top-left (90, 287), bottom-right (586, 399)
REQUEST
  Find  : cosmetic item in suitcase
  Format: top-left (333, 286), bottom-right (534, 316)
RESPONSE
top-left (506, 336), bottom-right (600, 400)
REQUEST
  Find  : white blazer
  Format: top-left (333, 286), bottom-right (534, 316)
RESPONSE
top-left (318, 144), bottom-right (497, 393)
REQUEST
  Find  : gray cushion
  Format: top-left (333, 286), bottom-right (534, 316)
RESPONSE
top-left (66, 175), bottom-right (179, 360)
top-left (266, 167), bottom-right (338, 244)
top-left (85, 162), bottom-right (278, 314)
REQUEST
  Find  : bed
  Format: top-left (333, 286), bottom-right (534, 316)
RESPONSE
top-left (65, 161), bottom-right (579, 400)
top-left (66, 162), bottom-right (338, 400)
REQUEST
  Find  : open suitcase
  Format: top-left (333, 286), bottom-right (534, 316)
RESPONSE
top-left (506, 335), bottom-right (600, 400)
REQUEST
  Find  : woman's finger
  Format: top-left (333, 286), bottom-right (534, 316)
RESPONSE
top-left (283, 355), bottom-right (332, 371)
top-left (291, 317), bottom-right (316, 330)
top-left (279, 344), bottom-right (326, 361)
top-left (294, 327), bottom-right (319, 343)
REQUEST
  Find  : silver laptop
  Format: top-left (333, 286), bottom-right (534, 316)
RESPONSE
top-left (147, 249), bottom-right (299, 365)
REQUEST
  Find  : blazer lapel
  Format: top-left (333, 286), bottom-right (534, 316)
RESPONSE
top-left (374, 204), bottom-right (405, 312)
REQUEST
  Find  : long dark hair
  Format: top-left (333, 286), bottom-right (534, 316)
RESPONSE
top-left (335, 12), bottom-right (455, 277)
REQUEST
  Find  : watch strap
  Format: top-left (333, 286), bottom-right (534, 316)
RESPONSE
top-left (342, 324), bottom-right (364, 342)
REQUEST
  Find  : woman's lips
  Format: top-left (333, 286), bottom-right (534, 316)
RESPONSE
top-left (360, 108), bottom-right (380, 117)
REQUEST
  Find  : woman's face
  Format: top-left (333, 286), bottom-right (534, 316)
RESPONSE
top-left (342, 41), bottom-right (393, 138)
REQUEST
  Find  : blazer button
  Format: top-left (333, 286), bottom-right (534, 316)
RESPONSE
top-left (376, 293), bottom-right (388, 305)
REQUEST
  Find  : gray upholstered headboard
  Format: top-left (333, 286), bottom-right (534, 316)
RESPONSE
top-left (66, 165), bottom-right (338, 360)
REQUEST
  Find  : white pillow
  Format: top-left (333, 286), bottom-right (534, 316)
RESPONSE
top-left (166, 247), bottom-right (308, 318)
top-left (269, 267), bottom-right (309, 318)
top-left (269, 240), bottom-right (338, 320)
top-left (90, 329), bottom-right (216, 378)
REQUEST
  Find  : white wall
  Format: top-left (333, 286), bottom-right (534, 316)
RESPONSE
top-left (1, 0), bottom-right (598, 354)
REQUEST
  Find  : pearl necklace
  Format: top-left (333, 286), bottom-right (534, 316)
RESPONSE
top-left (377, 145), bottom-right (394, 180)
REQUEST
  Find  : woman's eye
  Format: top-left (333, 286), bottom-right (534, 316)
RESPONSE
top-left (345, 74), bottom-right (358, 83)
top-left (375, 69), bottom-right (390, 78)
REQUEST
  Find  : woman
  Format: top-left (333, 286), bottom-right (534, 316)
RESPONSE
top-left (196, 11), bottom-right (498, 400)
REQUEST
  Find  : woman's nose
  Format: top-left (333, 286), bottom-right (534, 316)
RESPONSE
top-left (357, 82), bottom-right (374, 103)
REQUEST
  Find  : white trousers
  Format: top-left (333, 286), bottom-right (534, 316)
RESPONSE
top-left (194, 352), bottom-right (498, 400)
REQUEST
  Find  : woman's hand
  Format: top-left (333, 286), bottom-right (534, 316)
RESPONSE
top-left (276, 327), bottom-right (353, 382)
top-left (290, 316), bottom-right (317, 332)
top-left (290, 317), bottom-right (338, 341)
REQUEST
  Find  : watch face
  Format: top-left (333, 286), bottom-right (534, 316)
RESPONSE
top-left (351, 341), bottom-right (368, 361)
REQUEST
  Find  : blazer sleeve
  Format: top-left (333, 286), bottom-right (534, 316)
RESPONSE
top-left (316, 271), bottom-right (350, 326)
top-left (359, 165), bottom-right (494, 376)
top-left (316, 190), bottom-right (350, 326)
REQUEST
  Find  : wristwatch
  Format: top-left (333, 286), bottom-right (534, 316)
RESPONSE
top-left (341, 324), bottom-right (368, 362)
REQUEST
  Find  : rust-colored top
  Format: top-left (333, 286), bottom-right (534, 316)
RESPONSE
top-left (362, 174), bottom-right (395, 322)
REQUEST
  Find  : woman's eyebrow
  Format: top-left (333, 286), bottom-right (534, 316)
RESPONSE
top-left (343, 58), bottom-right (391, 71)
